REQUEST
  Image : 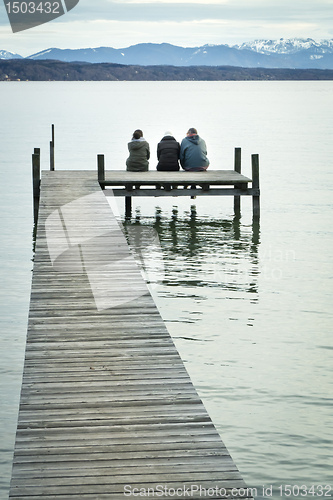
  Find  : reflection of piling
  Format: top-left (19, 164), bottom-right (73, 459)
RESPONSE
top-left (32, 148), bottom-right (40, 226)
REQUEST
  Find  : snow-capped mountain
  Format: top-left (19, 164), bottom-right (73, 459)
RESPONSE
top-left (234, 38), bottom-right (333, 55)
top-left (233, 38), bottom-right (333, 68)
top-left (0, 50), bottom-right (22, 59)
top-left (2, 39), bottom-right (333, 68)
top-left (27, 40), bottom-right (333, 69)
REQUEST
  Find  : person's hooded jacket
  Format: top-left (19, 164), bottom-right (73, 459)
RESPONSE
top-left (126, 137), bottom-right (150, 171)
top-left (180, 134), bottom-right (209, 171)
top-left (156, 134), bottom-right (180, 171)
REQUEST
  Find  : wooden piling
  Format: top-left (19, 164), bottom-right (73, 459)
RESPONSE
top-left (234, 147), bottom-right (241, 216)
top-left (50, 124), bottom-right (55, 171)
top-left (32, 148), bottom-right (40, 225)
top-left (97, 154), bottom-right (105, 187)
top-left (251, 154), bottom-right (260, 218)
top-left (125, 194), bottom-right (132, 217)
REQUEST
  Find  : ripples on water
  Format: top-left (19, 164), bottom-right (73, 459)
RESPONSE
top-left (122, 201), bottom-right (332, 499)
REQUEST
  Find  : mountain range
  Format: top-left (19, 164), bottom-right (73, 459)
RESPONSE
top-left (2, 38), bottom-right (333, 69)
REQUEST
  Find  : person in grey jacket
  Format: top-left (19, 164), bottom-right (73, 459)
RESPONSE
top-left (180, 128), bottom-right (209, 171)
top-left (126, 129), bottom-right (150, 171)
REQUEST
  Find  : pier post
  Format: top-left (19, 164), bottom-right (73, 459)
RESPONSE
top-left (251, 154), bottom-right (260, 218)
top-left (50, 124), bottom-right (55, 171)
top-left (97, 154), bottom-right (105, 188)
top-left (32, 148), bottom-right (40, 225)
top-left (234, 147), bottom-right (241, 216)
top-left (125, 195), bottom-right (132, 218)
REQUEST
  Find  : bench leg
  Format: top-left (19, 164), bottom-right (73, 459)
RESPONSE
top-left (253, 196), bottom-right (260, 218)
top-left (234, 187), bottom-right (241, 216)
top-left (125, 196), bottom-right (132, 217)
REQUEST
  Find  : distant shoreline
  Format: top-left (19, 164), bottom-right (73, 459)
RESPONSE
top-left (1, 59), bottom-right (333, 81)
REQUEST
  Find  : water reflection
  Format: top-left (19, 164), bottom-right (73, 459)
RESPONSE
top-left (122, 205), bottom-right (261, 298)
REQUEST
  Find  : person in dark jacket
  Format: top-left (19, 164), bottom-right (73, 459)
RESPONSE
top-left (126, 129), bottom-right (150, 171)
top-left (156, 131), bottom-right (180, 171)
top-left (180, 127), bottom-right (209, 171)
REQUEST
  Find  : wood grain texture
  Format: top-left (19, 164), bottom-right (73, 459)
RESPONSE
top-left (9, 170), bottom-right (252, 499)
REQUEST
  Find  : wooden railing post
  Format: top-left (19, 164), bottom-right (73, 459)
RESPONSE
top-left (32, 148), bottom-right (40, 225)
top-left (234, 147), bottom-right (241, 216)
top-left (251, 154), bottom-right (260, 218)
top-left (97, 154), bottom-right (105, 187)
top-left (50, 124), bottom-right (55, 171)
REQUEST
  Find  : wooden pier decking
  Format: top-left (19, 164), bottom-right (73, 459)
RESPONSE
top-left (9, 167), bottom-right (254, 499)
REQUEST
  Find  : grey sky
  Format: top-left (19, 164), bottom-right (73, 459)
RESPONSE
top-left (1, 0), bottom-right (332, 56)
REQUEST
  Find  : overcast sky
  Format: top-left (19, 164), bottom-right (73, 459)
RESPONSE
top-left (1, 0), bottom-right (332, 56)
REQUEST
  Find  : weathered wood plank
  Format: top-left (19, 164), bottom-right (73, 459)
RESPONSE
top-left (103, 169), bottom-right (252, 185)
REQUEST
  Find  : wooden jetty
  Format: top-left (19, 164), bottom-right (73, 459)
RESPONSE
top-left (97, 148), bottom-right (260, 218)
top-left (9, 143), bottom-right (257, 498)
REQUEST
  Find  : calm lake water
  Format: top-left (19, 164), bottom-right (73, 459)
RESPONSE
top-left (0, 81), bottom-right (332, 499)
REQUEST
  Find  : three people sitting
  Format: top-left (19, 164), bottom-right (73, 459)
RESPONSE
top-left (126, 128), bottom-right (209, 172)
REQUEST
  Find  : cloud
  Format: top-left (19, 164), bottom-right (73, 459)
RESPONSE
top-left (49, 0), bottom-right (333, 24)
top-left (0, 0), bottom-right (332, 56)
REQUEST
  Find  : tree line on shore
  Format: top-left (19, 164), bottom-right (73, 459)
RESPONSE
top-left (1, 59), bottom-right (333, 81)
